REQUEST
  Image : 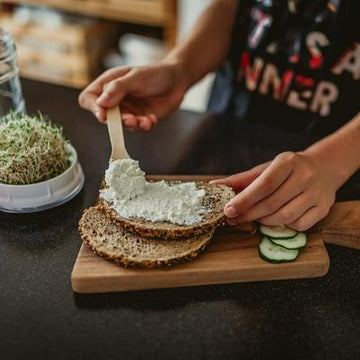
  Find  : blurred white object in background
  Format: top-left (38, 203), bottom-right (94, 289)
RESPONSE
top-left (178, 0), bottom-right (214, 113)
top-left (32, 7), bottom-right (63, 29)
top-left (119, 33), bottom-right (166, 66)
top-left (103, 33), bottom-right (165, 70)
top-left (13, 6), bottom-right (64, 30)
top-left (177, 0), bottom-right (212, 41)
top-left (180, 72), bottom-right (215, 113)
top-left (103, 51), bottom-right (125, 69)
top-left (12, 6), bottom-right (32, 25)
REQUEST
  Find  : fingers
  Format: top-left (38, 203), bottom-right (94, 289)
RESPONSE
top-left (257, 192), bottom-right (314, 226)
top-left (228, 171), bottom-right (305, 223)
top-left (224, 154), bottom-right (294, 218)
top-left (79, 64), bottom-right (173, 129)
top-left (82, 67), bottom-right (131, 91)
top-left (97, 67), bottom-right (149, 108)
top-left (79, 67), bottom-right (131, 103)
top-left (224, 151), bottom-right (336, 231)
top-left (119, 98), bottom-right (158, 130)
top-left (78, 92), bottom-right (97, 115)
top-left (287, 206), bottom-right (324, 232)
top-left (121, 113), bottom-right (158, 131)
top-left (95, 106), bottom-right (106, 123)
top-left (97, 78), bottom-right (130, 108)
top-left (138, 114), bottom-right (157, 130)
top-left (137, 116), bottom-right (152, 131)
top-left (78, 67), bottom-right (132, 122)
top-left (80, 81), bottom-right (159, 130)
top-left (122, 113), bottom-right (137, 128)
top-left (148, 114), bottom-right (158, 126)
top-left (210, 162), bottom-right (270, 192)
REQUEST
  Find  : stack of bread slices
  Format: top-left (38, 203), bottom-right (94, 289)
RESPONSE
top-left (78, 182), bottom-right (234, 268)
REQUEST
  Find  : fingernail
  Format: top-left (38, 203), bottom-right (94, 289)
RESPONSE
top-left (94, 110), bottom-right (100, 119)
top-left (225, 204), bottom-right (237, 217)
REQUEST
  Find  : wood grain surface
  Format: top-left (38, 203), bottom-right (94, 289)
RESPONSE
top-left (71, 229), bottom-right (329, 293)
top-left (71, 175), bottom-right (334, 294)
top-left (316, 201), bottom-right (360, 249)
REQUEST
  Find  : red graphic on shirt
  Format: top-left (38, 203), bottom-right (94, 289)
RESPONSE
top-left (295, 75), bottom-right (315, 88)
top-left (306, 32), bottom-right (329, 69)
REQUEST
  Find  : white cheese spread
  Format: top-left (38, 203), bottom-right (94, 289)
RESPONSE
top-left (100, 159), bottom-right (206, 225)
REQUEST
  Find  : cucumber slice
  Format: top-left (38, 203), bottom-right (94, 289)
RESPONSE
top-left (270, 232), bottom-right (307, 250)
top-left (260, 225), bottom-right (297, 239)
top-left (259, 237), bottom-right (299, 263)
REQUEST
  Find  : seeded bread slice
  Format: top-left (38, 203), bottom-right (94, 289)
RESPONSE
top-left (79, 207), bottom-right (214, 268)
top-left (97, 182), bottom-right (234, 240)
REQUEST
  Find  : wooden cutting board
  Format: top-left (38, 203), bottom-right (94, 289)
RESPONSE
top-left (71, 175), bottom-right (348, 293)
top-left (72, 230), bottom-right (328, 293)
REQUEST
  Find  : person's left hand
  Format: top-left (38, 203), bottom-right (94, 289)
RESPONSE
top-left (211, 151), bottom-right (337, 231)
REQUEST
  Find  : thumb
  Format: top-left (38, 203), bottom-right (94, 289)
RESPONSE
top-left (210, 162), bottom-right (270, 193)
top-left (96, 77), bottom-right (132, 107)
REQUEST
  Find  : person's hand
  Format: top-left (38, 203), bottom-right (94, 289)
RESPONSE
top-left (78, 63), bottom-right (186, 130)
top-left (211, 151), bottom-right (338, 231)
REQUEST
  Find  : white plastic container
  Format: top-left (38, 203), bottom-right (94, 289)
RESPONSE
top-left (0, 144), bottom-right (84, 213)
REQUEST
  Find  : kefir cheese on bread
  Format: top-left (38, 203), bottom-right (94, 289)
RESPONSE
top-left (100, 159), bottom-right (206, 225)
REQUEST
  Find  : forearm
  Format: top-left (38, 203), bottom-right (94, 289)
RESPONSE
top-left (303, 112), bottom-right (360, 189)
top-left (163, 0), bottom-right (237, 90)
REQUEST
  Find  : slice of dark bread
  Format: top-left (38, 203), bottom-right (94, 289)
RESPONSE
top-left (79, 207), bottom-right (215, 268)
top-left (97, 182), bottom-right (234, 240)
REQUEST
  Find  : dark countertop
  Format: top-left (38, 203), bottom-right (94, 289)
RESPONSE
top-left (0, 79), bottom-right (359, 360)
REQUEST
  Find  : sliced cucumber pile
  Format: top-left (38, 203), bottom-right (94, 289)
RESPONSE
top-left (258, 225), bottom-right (307, 263)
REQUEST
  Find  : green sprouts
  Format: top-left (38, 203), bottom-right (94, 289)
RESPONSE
top-left (0, 112), bottom-right (71, 185)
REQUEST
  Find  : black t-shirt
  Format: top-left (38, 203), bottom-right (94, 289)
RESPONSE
top-left (209, 0), bottom-right (360, 135)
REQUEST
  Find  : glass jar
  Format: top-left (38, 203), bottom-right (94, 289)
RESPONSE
top-left (0, 28), bottom-right (25, 117)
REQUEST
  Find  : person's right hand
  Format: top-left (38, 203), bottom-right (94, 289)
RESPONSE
top-left (78, 62), bottom-right (186, 130)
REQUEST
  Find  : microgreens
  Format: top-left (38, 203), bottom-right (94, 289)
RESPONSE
top-left (0, 112), bottom-right (71, 185)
